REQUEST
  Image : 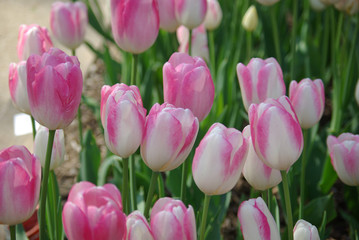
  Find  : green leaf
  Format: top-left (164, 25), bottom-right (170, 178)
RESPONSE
top-left (97, 155), bottom-right (122, 186)
top-left (16, 224), bottom-right (28, 240)
top-left (319, 155), bottom-right (338, 193)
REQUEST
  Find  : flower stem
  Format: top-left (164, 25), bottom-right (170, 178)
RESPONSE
top-left (188, 29), bottom-right (192, 57)
top-left (180, 159), bottom-right (188, 201)
top-left (281, 170), bottom-right (293, 240)
top-left (122, 158), bottom-right (129, 214)
top-left (129, 155), bottom-right (137, 211)
top-left (200, 194), bottom-right (211, 240)
top-left (262, 189), bottom-right (271, 212)
top-left (290, 0), bottom-right (298, 80)
top-left (10, 225), bottom-right (16, 240)
top-left (270, 7), bottom-right (281, 64)
top-left (144, 171), bottom-right (159, 219)
top-left (30, 116), bottom-right (36, 140)
top-left (131, 54), bottom-right (138, 86)
top-left (299, 129), bottom-right (309, 219)
top-left (208, 30), bottom-right (216, 78)
top-left (246, 31), bottom-right (252, 62)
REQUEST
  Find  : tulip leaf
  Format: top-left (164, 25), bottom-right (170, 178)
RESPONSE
top-left (15, 224), bottom-right (28, 240)
top-left (46, 171), bottom-right (63, 240)
top-left (319, 155), bottom-right (338, 194)
top-left (97, 155), bottom-right (122, 186)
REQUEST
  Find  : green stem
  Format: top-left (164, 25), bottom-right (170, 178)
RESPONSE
top-left (158, 173), bottom-right (165, 198)
top-left (199, 195), bottom-right (211, 240)
top-left (144, 171), bottom-right (159, 219)
top-left (129, 155), bottom-right (137, 211)
top-left (290, 0), bottom-right (298, 80)
top-left (188, 30), bottom-right (192, 57)
top-left (270, 7), bottom-right (281, 64)
top-left (208, 30), bottom-right (216, 78)
top-left (180, 160), bottom-right (188, 201)
top-left (262, 189), bottom-right (271, 212)
top-left (39, 129), bottom-right (56, 240)
top-left (122, 158), bottom-right (129, 214)
top-left (299, 129), bottom-right (309, 219)
top-left (246, 31), bottom-right (252, 62)
top-left (267, 189), bottom-right (272, 213)
top-left (30, 116), bottom-right (36, 139)
top-left (321, 12), bottom-right (329, 80)
top-left (131, 54), bottom-right (138, 86)
top-left (10, 225), bottom-right (16, 240)
top-left (281, 171), bottom-right (293, 240)
top-left (357, 186), bottom-right (359, 203)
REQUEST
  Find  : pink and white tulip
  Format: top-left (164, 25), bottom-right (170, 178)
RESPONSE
top-left (150, 197), bottom-right (196, 240)
top-left (163, 52), bottom-right (214, 121)
top-left (62, 181), bottom-right (126, 240)
top-left (17, 24), bottom-right (53, 61)
top-left (0, 145), bottom-right (41, 225)
top-left (203, 0), bottom-right (222, 30)
top-left (289, 78), bottom-right (325, 129)
top-left (242, 126), bottom-right (282, 191)
top-left (236, 58), bottom-right (285, 111)
top-left (26, 48), bottom-right (83, 130)
top-left (177, 25), bottom-right (209, 62)
top-left (327, 133), bottom-right (359, 186)
top-left (157, 0), bottom-right (179, 32)
top-left (50, 2), bottom-right (88, 50)
top-left (126, 211), bottom-right (154, 240)
top-left (192, 123), bottom-right (248, 195)
top-left (293, 220), bottom-right (320, 240)
top-left (255, 0), bottom-right (280, 6)
top-left (175, 0), bottom-right (208, 29)
top-left (141, 103), bottom-right (199, 172)
top-left (249, 96), bottom-right (303, 170)
top-left (101, 84), bottom-right (146, 158)
top-left (111, 0), bottom-right (159, 54)
top-left (238, 197), bottom-right (280, 240)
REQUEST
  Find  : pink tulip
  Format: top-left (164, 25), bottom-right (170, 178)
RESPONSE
top-left (177, 25), bottom-right (209, 62)
top-left (111, 0), bottom-right (159, 54)
top-left (242, 126), bottom-right (282, 191)
top-left (255, 0), bottom-right (280, 6)
top-left (62, 181), bottom-right (126, 240)
top-left (8, 61), bottom-right (31, 114)
top-left (0, 145), bottom-right (41, 225)
top-left (17, 24), bottom-right (53, 61)
top-left (126, 211), bottom-right (154, 240)
top-left (327, 133), bottom-right (359, 186)
top-left (293, 220), bottom-right (320, 240)
top-left (192, 123), bottom-right (248, 195)
top-left (157, 0), bottom-right (179, 32)
top-left (289, 78), bottom-right (325, 129)
top-left (50, 2), bottom-right (88, 50)
top-left (175, 0), bottom-right (208, 29)
top-left (101, 83), bottom-right (146, 158)
top-left (26, 48), bottom-right (83, 130)
top-left (141, 103), bottom-right (199, 172)
top-left (249, 96), bottom-right (303, 170)
top-left (203, 0), bottom-right (223, 30)
top-left (238, 197), bottom-right (280, 240)
top-left (236, 58), bottom-right (285, 111)
top-left (150, 197), bottom-right (196, 240)
top-left (163, 52), bottom-right (214, 121)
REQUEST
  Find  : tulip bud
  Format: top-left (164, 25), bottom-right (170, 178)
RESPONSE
top-left (150, 197), bottom-right (196, 240)
top-left (249, 96), bottom-right (303, 170)
top-left (256, 0), bottom-right (280, 6)
top-left (289, 78), bottom-right (325, 129)
top-left (355, 79), bottom-right (359, 106)
top-left (17, 24), bottom-right (53, 61)
top-left (101, 84), bottom-right (146, 158)
top-left (111, 0), bottom-right (159, 54)
top-left (192, 123), bottom-right (248, 195)
top-left (26, 48), bottom-right (83, 130)
top-left (310, 0), bottom-right (327, 11)
top-left (238, 197), bottom-right (280, 240)
top-left (126, 211), bottom-right (154, 240)
top-left (335, 0), bottom-right (359, 15)
top-left (141, 103), bottom-right (199, 172)
top-left (175, 0), bottom-right (208, 29)
top-left (157, 0), bottom-right (179, 32)
top-left (177, 25), bottom-right (209, 62)
top-left (293, 220), bottom-right (320, 240)
top-left (62, 182), bottom-right (126, 240)
top-left (203, 0), bottom-right (223, 30)
top-left (50, 2), bottom-right (88, 50)
top-left (0, 145), bottom-right (41, 225)
top-left (242, 5), bottom-right (258, 32)
top-left (327, 133), bottom-right (359, 186)
top-left (237, 58), bottom-right (285, 112)
top-left (163, 52), bottom-right (214, 121)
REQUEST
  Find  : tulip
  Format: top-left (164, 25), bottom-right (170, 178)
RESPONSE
top-left (177, 25), bottom-right (209, 62)
top-left (175, 0), bottom-right (208, 29)
top-left (26, 48), bottom-right (83, 130)
top-left (17, 24), bottom-right (53, 61)
top-left (62, 181), bottom-right (126, 240)
top-left (141, 103), bottom-right (199, 172)
top-left (242, 5), bottom-right (258, 32)
top-left (192, 123), bottom-right (248, 195)
top-left (335, 0), bottom-right (359, 15)
top-left (320, 0), bottom-right (341, 4)
top-left (203, 0), bottom-right (222, 30)
top-left (242, 126), bottom-right (282, 191)
top-left (150, 197), bottom-right (196, 240)
top-left (327, 133), bottom-right (359, 186)
top-left (163, 52), bottom-right (214, 121)
top-left (238, 197), bottom-right (280, 240)
top-left (0, 145), bottom-right (41, 225)
top-left (310, 0), bottom-right (327, 11)
top-left (255, 0), bottom-right (280, 6)
top-left (355, 79), bottom-right (359, 106)
top-left (249, 96), bottom-right (303, 170)
top-left (111, 0), bottom-right (159, 54)
top-left (157, 0), bottom-right (179, 32)
top-left (126, 211), bottom-right (154, 240)
top-left (8, 61), bottom-right (31, 114)
top-left (293, 220), bottom-right (320, 240)
top-left (289, 78), bottom-right (325, 129)
top-left (34, 126), bottom-right (65, 170)
top-left (236, 58), bottom-right (285, 112)
top-left (50, 2), bottom-right (88, 50)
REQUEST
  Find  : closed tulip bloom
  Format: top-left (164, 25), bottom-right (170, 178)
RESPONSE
top-left (101, 83), bottom-right (146, 158)
top-left (111, 0), bottom-right (159, 54)
top-left (34, 126), bottom-right (65, 170)
top-left (163, 52), bottom-right (214, 121)
top-left (242, 5), bottom-right (258, 32)
top-left (177, 25), bottom-right (209, 62)
top-left (175, 0), bottom-right (208, 29)
top-left (0, 145), bottom-right (41, 225)
top-left (203, 0), bottom-right (222, 30)
top-left (192, 123), bottom-right (248, 195)
top-left (293, 220), bottom-right (320, 240)
top-left (126, 211), bottom-right (154, 240)
top-left (327, 133), bottom-right (359, 186)
top-left (249, 96), bottom-right (303, 170)
top-left (62, 181), bottom-right (126, 240)
top-left (9, 61), bottom-right (31, 114)
top-left (237, 58), bottom-right (285, 112)
top-left (355, 79), bottom-right (359, 106)
top-left (141, 103), bottom-right (199, 172)
top-left (157, 0), bottom-right (179, 32)
top-left (238, 197), bottom-right (280, 240)
top-left (242, 126), bottom-right (282, 191)
top-left (335, 0), bottom-right (359, 15)
top-left (50, 2), bottom-right (88, 50)
top-left (310, 0), bottom-right (327, 11)
top-left (256, 0), bottom-right (280, 6)
top-left (289, 78), bottom-right (325, 129)
top-left (26, 48), bottom-right (83, 130)
top-left (150, 197), bottom-right (196, 240)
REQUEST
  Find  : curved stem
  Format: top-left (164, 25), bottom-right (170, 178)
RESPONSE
top-left (144, 171), bottom-right (159, 219)
top-left (299, 129), bottom-right (309, 219)
top-left (270, 7), bottom-right (281, 64)
top-left (281, 170), bottom-right (293, 240)
top-left (30, 116), bottom-right (37, 140)
top-left (122, 158), bottom-right (129, 214)
top-left (131, 54), bottom-right (138, 86)
top-left (199, 194), bottom-right (211, 240)
top-left (208, 30), bottom-right (216, 78)
top-left (188, 30), bottom-right (193, 57)
top-left (10, 225), bottom-right (16, 240)
top-left (180, 160), bottom-right (188, 201)
top-left (290, 0), bottom-right (298, 80)
top-left (129, 155), bottom-right (137, 211)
